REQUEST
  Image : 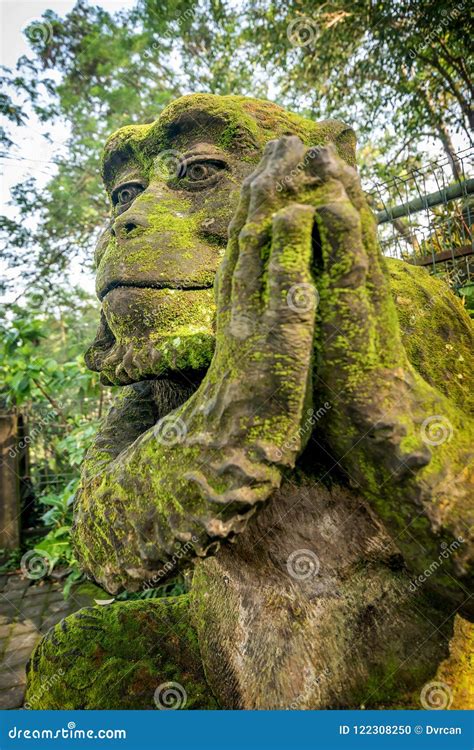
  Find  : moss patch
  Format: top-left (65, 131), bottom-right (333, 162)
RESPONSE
top-left (387, 259), bottom-right (474, 414)
top-left (25, 595), bottom-right (218, 710)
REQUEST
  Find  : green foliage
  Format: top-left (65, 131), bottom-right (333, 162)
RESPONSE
top-left (115, 577), bottom-right (187, 601)
top-left (1, 0), bottom-right (469, 296)
top-left (33, 479), bottom-right (83, 594)
top-left (0, 293), bottom-right (108, 586)
top-left (459, 282), bottom-right (474, 318)
top-left (0, 548), bottom-right (23, 574)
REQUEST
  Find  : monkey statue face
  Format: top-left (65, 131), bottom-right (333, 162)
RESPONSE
top-left (85, 94), bottom-right (356, 385)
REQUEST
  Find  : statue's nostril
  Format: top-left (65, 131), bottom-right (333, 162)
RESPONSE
top-left (124, 222), bottom-right (137, 234)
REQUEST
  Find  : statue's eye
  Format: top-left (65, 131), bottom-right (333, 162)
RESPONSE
top-left (113, 182), bottom-right (144, 207)
top-left (177, 158), bottom-right (226, 190)
top-left (186, 163), bottom-right (217, 182)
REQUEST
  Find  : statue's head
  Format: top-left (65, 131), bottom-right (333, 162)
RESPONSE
top-left (86, 94), bottom-right (356, 385)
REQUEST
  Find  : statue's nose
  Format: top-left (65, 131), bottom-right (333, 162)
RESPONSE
top-left (112, 212), bottom-right (147, 240)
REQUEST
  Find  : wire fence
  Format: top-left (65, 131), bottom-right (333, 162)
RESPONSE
top-left (14, 393), bottom-right (113, 530)
top-left (369, 146), bottom-right (473, 294)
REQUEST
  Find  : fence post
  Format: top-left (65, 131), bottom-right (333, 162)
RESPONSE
top-left (0, 407), bottom-right (21, 550)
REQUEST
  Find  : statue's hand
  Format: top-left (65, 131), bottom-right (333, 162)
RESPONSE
top-left (74, 137), bottom-right (320, 592)
top-left (182, 135), bottom-right (320, 466)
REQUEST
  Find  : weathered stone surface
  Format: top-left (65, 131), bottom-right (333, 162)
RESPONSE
top-left (0, 685), bottom-right (25, 709)
top-left (435, 615), bottom-right (474, 709)
top-left (26, 597), bottom-right (217, 709)
top-left (28, 94), bottom-right (473, 709)
top-left (0, 666), bottom-right (26, 689)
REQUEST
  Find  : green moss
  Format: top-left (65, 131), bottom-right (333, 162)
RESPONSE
top-left (101, 93), bottom-right (357, 188)
top-left (26, 596), bottom-right (219, 710)
top-left (435, 615), bottom-right (474, 709)
top-left (387, 258), bottom-right (474, 414)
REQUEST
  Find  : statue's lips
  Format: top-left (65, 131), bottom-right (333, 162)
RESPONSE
top-left (99, 280), bottom-right (213, 301)
top-left (99, 283), bottom-right (216, 364)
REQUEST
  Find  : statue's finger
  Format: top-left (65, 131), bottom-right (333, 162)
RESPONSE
top-left (229, 219), bottom-right (271, 336)
top-left (308, 146), bottom-right (404, 370)
top-left (309, 143), bottom-right (366, 211)
top-left (227, 141), bottom-right (302, 333)
top-left (215, 140), bottom-right (279, 331)
top-left (313, 199), bottom-right (377, 389)
top-left (262, 202), bottom-right (316, 374)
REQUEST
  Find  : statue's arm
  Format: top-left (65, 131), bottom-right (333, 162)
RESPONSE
top-left (74, 139), bottom-right (319, 593)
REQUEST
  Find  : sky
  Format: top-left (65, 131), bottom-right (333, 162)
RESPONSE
top-left (0, 0), bottom-right (137, 298)
top-left (1, 0), bottom-right (136, 67)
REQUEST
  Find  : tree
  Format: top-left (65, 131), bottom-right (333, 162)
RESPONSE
top-left (1, 0), bottom-right (471, 298)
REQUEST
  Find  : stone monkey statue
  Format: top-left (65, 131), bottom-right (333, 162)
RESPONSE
top-left (27, 94), bottom-right (473, 710)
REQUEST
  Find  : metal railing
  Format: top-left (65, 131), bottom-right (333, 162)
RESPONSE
top-left (369, 147), bottom-right (473, 290)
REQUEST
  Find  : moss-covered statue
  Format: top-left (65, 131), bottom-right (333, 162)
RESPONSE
top-left (27, 94), bottom-right (473, 710)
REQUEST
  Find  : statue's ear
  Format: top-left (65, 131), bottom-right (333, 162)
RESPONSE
top-left (333, 125), bottom-right (357, 168)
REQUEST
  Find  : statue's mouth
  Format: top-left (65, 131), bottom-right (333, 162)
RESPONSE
top-left (99, 280), bottom-right (213, 301)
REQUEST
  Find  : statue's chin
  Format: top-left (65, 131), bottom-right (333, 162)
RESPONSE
top-left (97, 332), bottom-right (215, 385)
top-left (86, 286), bottom-right (216, 385)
